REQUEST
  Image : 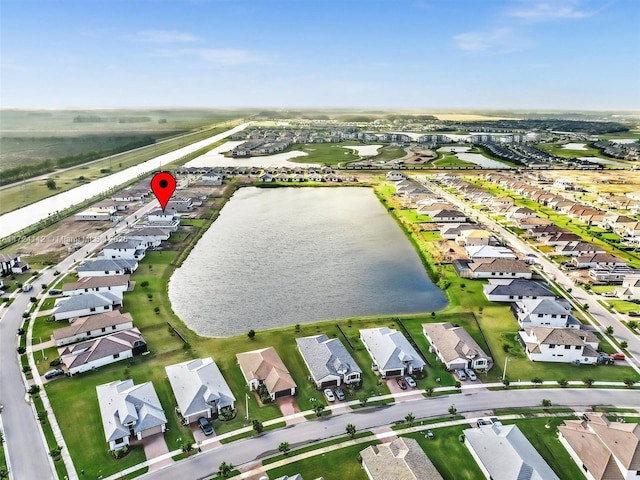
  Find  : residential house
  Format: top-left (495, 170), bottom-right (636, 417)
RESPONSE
top-left (124, 227), bottom-right (171, 248)
top-left (236, 347), bottom-right (297, 400)
top-left (456, 229), bottom-right (493, 247)
top-left (542, 232), bottom-right (582, 246)
top-left (572, 253), bottom-right (626, 269)
top-left (74, 207), bottom-right (117, 221)
top-left (514, 216), bottom-right (554, 229)
top-left (558, 413), bottom-right (640, 480)
top-left (386, 171), bottom-right (407, 181)
top-left (295, 334), bottom-right (362, 388)
top-left (506, 206), bottom-right (536, 220)
top-left (467, 259), bottom-right (532, 279)
top-left (62, 275), bottom-right (130, 299)
top-left (96, 379), bottom-right (167, 451)
top-left (423, 323), bottom-right (492, 372)
top-left (165, 197), bottom-right (194, 214)
top-left (431, 209), bottom-right (467, 223)
top-left (527, 225), bottom-right (568, 239)
top-left (464, 423), bottom-right (560, 480)
top-left (519, 327), bottom-right (599, 364)
top-left (53, 292), bottom-right (121, 321)
top-left (589, 266), bottom-right (640, 284)
top-left (483, 279), bottom-right (556, 303)
top-left (512, 299), bottom-right (580, 329)
top-left (360, 437), bottom-right (443, 480)
top-left (165, 358), bottom-right (236, 423)
top-left (466, 245), bottom-right (516, 260)
top-left (147, 210), bottom-right (179, 223)
top-left (100, 240), bottom-right (146, 261)
top-left (557, 242), bottom-right (607, 257)
top-left (52, 311), bottom-right (134, 347)
top-left (359, 327), bottom-right (425, 378)
top-left (59, 328), bottom-right (147, 375)
top-left (76, 259), bottom-right (138, 278)
top-left (0, 253), bottom-right (29, 275)
top-left (258, 173), bottom-right (274, 182)
top-left (615, 274), bottom-right (640, 300)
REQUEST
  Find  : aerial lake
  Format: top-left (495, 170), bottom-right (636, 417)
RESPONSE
top-left (169, 187), bottom-right (447, 336)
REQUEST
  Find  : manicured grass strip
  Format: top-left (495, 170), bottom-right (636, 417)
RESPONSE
top-left (219, 421), bottom-right (286, 444)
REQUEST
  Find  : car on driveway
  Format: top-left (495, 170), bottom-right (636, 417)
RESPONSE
top-left (44, 369), bottom-right (64, 380)
top-left (465, 369), bottom-right (477, 381)
top-left (611, 353), bottom-right (625, 361)
top-left (334, 387), bottom-right (345, 401)
top-left (405, 376), bottom-right (417, 388)
top-left (629, 311), bottom-right (640, 317)
top-left (324, 388), bottom-right (336, 402)
top-left (456, 369), bottom-right (467, 381)
top-left (198, 417), bottom-right (214, 436)
top-left (396, 377), bottom-right (408, 390)
top-left (48, 289), bottom-right (62, 295)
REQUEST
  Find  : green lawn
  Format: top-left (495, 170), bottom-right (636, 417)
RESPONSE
top-left (608, 300), bottom-right (640, 313)
top-left (421, 231), bottom-right (443, 241)
top-left (264, 442), bottom-right (378, 480)
top-left (397, 209), bottom-right (432, 223)
top-left (403, 427), bottom-right (484, 480)
top-left (286, 142), bottom-right (364, 165)
top-left (32, 314), bottom-right (65, 342)
top-left (374, 146), bottom-right (406, 162)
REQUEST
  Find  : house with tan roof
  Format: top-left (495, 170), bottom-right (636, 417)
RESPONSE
top-left (52, 311), bottom-right (134, 347)
top-left (572, 253), bottom-right (627, 269)
top-left (62, 275), bottom-right (131, 299)
top-left (360, 437), bottom-right (443, 480)
top-left (236, 347), bottom-right (296, 400)
top-left (423, 322), bottom-right (493, 372)
top-left (558, 413), bottom-right (640, 480)
top-left (518, 327), bottom-right (599, 364)
top-left (456, 229), bottom-right (493, 247)
top-left (467, 258), bottom-right (532, 279)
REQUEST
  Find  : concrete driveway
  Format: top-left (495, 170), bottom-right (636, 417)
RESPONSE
top-left (275, 396), bottom-right (302, 425)
top-left (134, 433), bottom-right (173, 472)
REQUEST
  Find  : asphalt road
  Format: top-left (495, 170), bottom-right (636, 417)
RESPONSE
top-left (139, 388), bottom-right (640, 480)
top-left (422, 178), bottom-right (640, 372)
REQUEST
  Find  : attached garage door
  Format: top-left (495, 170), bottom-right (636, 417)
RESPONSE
top-left (320, 379), bottom-right (339, 388)
top-left (274, 389), bottom-right (290, 399)
top-left (385, 369), bottom-right (403, 377)
top-left (140, 425), bottom-right (164, 439)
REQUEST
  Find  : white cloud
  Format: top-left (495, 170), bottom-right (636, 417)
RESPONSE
top-left (506, 0), bottom-right (597, 21)
top-left (453, 28), bottom-right (532, 53)
top-left (127, 30), bottom-right (199, 43)
top-left (151, 47), bottom-right (264, 65)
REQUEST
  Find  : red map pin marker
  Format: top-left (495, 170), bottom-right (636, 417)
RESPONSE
top-left (151, 172), bottom-right (176, 212)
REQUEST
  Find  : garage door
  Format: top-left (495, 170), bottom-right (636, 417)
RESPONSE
top-left (385, 369), bottom-right (403, 377)
top-left (321, 379), bottom-right (338, 388)
top-left (141, 425), bottom-right (164, 438)
top-left (274, 389), bottom-right (290, 399)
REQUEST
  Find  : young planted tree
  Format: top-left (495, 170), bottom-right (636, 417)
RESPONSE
top-left (278, 442), bottom-right (291, 456)
top-left (405, 413), bottom-right (415, 427)
top-left (346, 423), bottom-right (357, 439)
top-left (252, 419), bottom-right (264, 434)
top-left (218, 461), bottom-right (233, 478)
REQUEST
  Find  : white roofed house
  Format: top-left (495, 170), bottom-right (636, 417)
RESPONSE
top-left (96, 379), bottom-right (167, 451)
top-left (165, 358), bottom-right (236, 424)
top-left (75, 258), bottom-right (138, 278)
top-left (466, 245), bottom-right (516, 260)
top-left (464, 423), bottom-right (560, 480)
top-left (519, 327), bottom-right (599, 364)
top-left (165, 196), bottom-right (193, 214)
top-left (125, 227), bottom-right (171, 248)
top-left (53, 292), bottom-right (121, 321)
top-left (512, 299), bottom-right (580, 329)
top-left (359, 327), bottom-right (425, 378)
top-left (422, 323), bottom-right (493, 372)
top-left (62, 275), bottom-right (130, 299)
top-left (101, 240), bottom-right (147, 261)
top-left (296, 334), bottom-right (362, 388)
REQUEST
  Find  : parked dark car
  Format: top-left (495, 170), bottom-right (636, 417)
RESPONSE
top-left (628, 311), bottom-right (640, 317)
top-left (198, 417), bottom-right (214, 436)
top-left (334, 387), bottom-right (345, 401)
top-left (48, 289), bottom-right (62, 295)
top-left (44, 369), bottom-right (64, 379)
top-left (396, 377), bottom-right (408, 390)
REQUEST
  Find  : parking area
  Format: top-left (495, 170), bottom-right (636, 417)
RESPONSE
top-left (275, 396), bottom-right (302, 425)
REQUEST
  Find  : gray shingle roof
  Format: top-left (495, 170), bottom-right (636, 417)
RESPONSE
top-left (521, 299), bottom-right (570, 316)
top-left (165, 358), bottom-right (236, 418)
top-left (296, 335), bottom-right (362, 384)
top-left (486, 280), bottom-right (555, 297)
top-left (360, 328), bottom-right (425, 372)
top-left (360, 437), bottom-right (443, 480)
top-left (53, 292), bottom-right (120, 314)
top-left (76, 258), bottom-right (138, 273)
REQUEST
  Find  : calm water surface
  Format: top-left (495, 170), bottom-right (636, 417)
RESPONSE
top-left (169, 187), bottom-right (447, 336)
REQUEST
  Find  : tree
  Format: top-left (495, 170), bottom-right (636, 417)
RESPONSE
top-left (628, 320), bottom-right (638, 330)
top-left (558, 379), bottom-right (569, 387)
top-left (542, 399), bottom-right (552, 407)
top-left (181, 441), bottom-right (194, 456)
top-left (454, 381), bottom-right (462, 389)
top-left (247, 329), bottom-right (256, 340)
top-left (583, 303), bottom-right (590, 311)
top-left (620, 341), bottom-right (628, 349)
top-left (624, 378), bottom-right (636, 388)
top-left (425, 387), bottom-right (434, 397)
top-left (46, 179), bottom-right (56, 190)
top-left (278, 442), bottom-right (291, 456)
top-left (405, 413), bottom-right (415, 427)
top-left (605, 326), bottom-right (614, 335)
top-left (311, 401), bottom-right (325, 417)
top-left (448, 405), bottom-right (457, 417)
top-left (583, 378), bottom-right (595, 388)
top-left (358, 392), bottom-right (371, 407)
top-left (346, 423), bottom-right (357, 439)
top-left (218, 461), bottom-right (233, 478)
top-left (531, 377), bottom-right (543, 386)
top-left (252, 419), bottom-right (263, 434)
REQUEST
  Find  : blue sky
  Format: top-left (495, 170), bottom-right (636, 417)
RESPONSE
top-left (1, 0), bottom-right (638, 109)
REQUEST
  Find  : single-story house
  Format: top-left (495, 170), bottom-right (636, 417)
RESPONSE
top-left (165, 357), bottom-right (236, 424)
top-left (53, 292), bottom-right (122, 321)
top-left (386, 171), bottom-right (407, 181)
top-left (483, 279), bottom-right (556, 302)
top-left (296, 334), bottom-right (362, 388)
top-left (422, 323), bottom-right (492, 372)
top-left (464, 424), bottom-right (560, 480)
top-left (556, 242), bottom-right (607, 257)
top-left (76, 259), bottom-right (138, 278)
top-left (572, 253), bottom-right (627, 269)
top-left (360, 437), bottom-right (443, 480)
top-left (558, 413), bottom-right (640, 480)
top-left (466, 245), bottom-right (516, 260)
top-left (236, 347), bottom-right (297, 400)
top-left (360, 327), bottom-right (425, 378)
top-left (74, 207), bottom-right (117, 221)
top-left (52, 311), bottom-right (134, 347)
top-left (615, 274), bottom-right (640, 300)
top-left (59, 328), bottom-right (147, 376)
top-left (519, 327), bottom-right (599, 364)
top-left (96, 379), bottom-right (167, 451)
top-left (431, 209), bottom-right (467, 223)
top-left (147, 210), bottom-right (179, 223)
top-left (589, 266), bottom-right (640, 284)
top-left (467, 259), bottom-right (532, 279)
top-left (62, 275), bottom-right (130, 298)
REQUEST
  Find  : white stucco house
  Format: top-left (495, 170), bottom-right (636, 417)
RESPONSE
top-left (96, 379), bottom-right (167, 451)
top-left (512, 299), bottom-right (580, 329)
top-left (76, 259), bottom-right (138, 278)
top-left (62, 275), bottom-right (130, 299)
top-left (100, 240), bottom-right (146, 261)
top-left (360, 327), bottom-right (425, 378)
top-left (52, 311), bottom-right (134, 347)
top-left (296, 334), bottom-right (362, 388)
top-left (422, 323), bottom-right (492, 372)
top-left (519, 327), bottom-right (599, 364)
top-left (52, 292), bottom-right (121, 321)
